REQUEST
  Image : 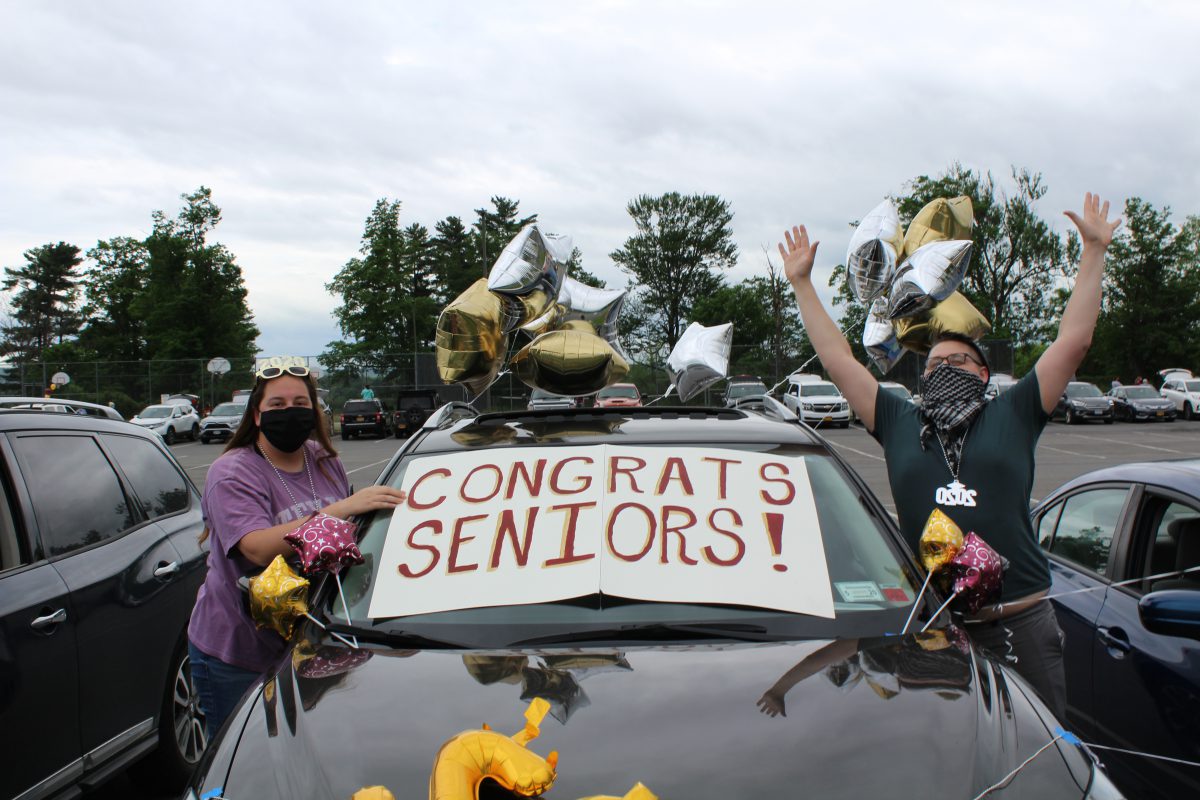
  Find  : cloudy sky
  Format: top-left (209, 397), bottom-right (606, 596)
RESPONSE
top-left (2, 1), bottom-right (1197, 359)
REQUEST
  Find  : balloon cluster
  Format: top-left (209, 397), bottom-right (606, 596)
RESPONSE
top-left (852, 197), bottom-right (991, 373)
top-left (436, 225), bottom-right (630, 398)
top-left (917, 509), bottom-right (1008, 614)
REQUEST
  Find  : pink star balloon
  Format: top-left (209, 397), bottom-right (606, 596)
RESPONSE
top-left (284, 513), bottom-right (363, 575)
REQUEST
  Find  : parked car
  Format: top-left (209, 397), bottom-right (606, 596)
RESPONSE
top-left (723, 378), bottom-right (769, 407)
top-left (984, 373), bottom-right (1018, 401)
top-left (393, 389), bottom-right (443, 438)
top-left (1107, 384), bottom-right (1176, 422)
top-left (186, 403), bottom-right (1121, 800)
top-left (200, 401), bottom-right (248, 443)
top-left (1160, 374), bottom-right (1200, 420)
top-left (340, 398), bottom-right (392, 439)
top-left (131, 403), bottom-right (202, 444)
top-left (782, 379), bottom-right (851, 427)
top-left (1033, 459), bottom-right (1200, 799)
top-left (1157, 367), bottom-right (1192, 385)
top-left (0, 396), bottom-right (123, 420)
top-left (527, 388), bottom-right (577, 411)
top-left (1053, 381), bottom-right (1113, 425)
top-left (594, 383), bottom-right (642, 408)
top-left (0, 409), bottom-right (208, 798)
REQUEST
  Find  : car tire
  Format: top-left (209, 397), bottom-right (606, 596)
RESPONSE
top-left (1065, 408), bottom-right (1076, 425)
top-left (1187, 403), bottom-right (1196, 421)
top-left (200, 435), bottom-right (210, 444)
top-left (1104, 416), bottom-right (1113, 425)
top-left (191, 423), bottom-right (200, 441)
top-left (164, 428), bottom-right (176, 445)
top-left (130, 641), bottom-right (206, 791)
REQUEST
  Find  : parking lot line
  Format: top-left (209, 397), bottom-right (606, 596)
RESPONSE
top-left (827, 441), bottom-right (886, 462)
top-left (1061, 432), bottom-right (1195, 455)
top-left (347, 458), bottom-right (393, 475)
top-left (1037, 444), bottom-right (1106, 459)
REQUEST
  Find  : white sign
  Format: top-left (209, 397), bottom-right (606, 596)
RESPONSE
top-left (368, 445), bottom-right (834, 619)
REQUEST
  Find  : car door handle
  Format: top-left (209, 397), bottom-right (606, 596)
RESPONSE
top-left (31, 608), bottom-right (67, 630)
top-left (1098, 626), bottom-right (1131, 654)
top-left (153, 560), bottom-right (180, 578)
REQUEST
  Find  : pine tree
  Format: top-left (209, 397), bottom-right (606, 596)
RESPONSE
top-left (1, 242), bottom-right (84, 362)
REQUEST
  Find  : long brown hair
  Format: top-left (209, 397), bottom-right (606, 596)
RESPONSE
top-left (199, 372), bottom-right (339, 544)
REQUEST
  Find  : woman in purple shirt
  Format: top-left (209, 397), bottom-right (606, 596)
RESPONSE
top-left (187, 360), bottom-right (406, 736)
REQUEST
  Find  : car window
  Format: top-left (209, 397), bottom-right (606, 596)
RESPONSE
top-left (1045, 488), bottom-right (1128, 574)
top-left (0, 470), bottom-right (23, 571)
top-left (344, 400), bottom-right (380, 414)
top-left (799, 384), bottom-right (838, 397)
top-left (340, 444), bottom-right (918, 638)
top-left (102, 434), bottom-right (190, 519)
top-left (1037, 501), bottom-right (1063, 549)
top-left (1065, 383), bottom-right (1103, 398)
top-left (1187, 381), bottom-right (1200, 392)
top-left (212, 403), bottom-right (246, 416)
top-left (12, 435), bottom-right (136, 556)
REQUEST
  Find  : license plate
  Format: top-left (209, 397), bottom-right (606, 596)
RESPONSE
top-left (1156, 411), bottom-right (1165, 417)
top-left (823, 416), bottom-right (833, 422)
top-left (356, 415), bottom-right (365, 422)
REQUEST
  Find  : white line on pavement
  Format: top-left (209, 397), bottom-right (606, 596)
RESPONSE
top-left (1037, 444), bottom-right (1106, 459)
top-left (1061, 432), bottom-right (1195, 455)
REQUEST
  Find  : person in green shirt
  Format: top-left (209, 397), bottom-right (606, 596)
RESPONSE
top-left (776, 193), bottom-right (1120, 718)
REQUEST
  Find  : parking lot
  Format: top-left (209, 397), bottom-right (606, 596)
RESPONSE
top-left (172, 416), bottom-right (1200, 510)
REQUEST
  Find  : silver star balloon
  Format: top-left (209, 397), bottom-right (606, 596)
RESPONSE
top-left (886, 240), bottom-right (972, 320)
top-left (487, 224), bottom-right (572, 299)
top-left (863, 296), bottom-right (905, 374)
top-left (667, 322), bottom-right (733, 402)
top-left (845, 199), bottom-right (903, 303)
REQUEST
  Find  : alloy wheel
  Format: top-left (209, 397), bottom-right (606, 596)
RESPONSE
top-left (172, 654), bottom-right (207, 764)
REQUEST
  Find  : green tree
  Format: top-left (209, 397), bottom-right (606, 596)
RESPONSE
top-left (1085, 198), bottom-right (1200, 380)
top-left (0, 242), bottom-right (84, 362)
top-left (566, 247), bottom-right (605, 289)
top-left (610, 192), bottom-right (738, 356)
top-left (79, 236), bottom-right (149, 363)
top-left (433, 215), bottom-right (478, 302)
top-left (139, 187), bottom-right (259, 362)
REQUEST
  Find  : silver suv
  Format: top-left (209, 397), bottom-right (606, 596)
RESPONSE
top-left (199, 401), bottom-right (248, 444)
top-left (1161, 374), bottom-right (1200, 420)
top-left (130, 403), bottom-right (201, 444)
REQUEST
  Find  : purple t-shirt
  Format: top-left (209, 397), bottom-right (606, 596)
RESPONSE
top-left (188, 440), bottom-right (351, 672)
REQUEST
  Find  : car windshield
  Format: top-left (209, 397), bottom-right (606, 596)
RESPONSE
top-left (1066, 383), bottom-right (1103, 398)
top-left (212, 403), bottom-right (246, 416)
top-left (1124, 386), bottom-right (1160, 400)
top-left (800, 384), bottom-right (838, 397)
top-left (332, 443), bottom-right (919, 648)
top-left (139, 406), bottom-right (172, 418)
top-left (531, 389), bottom-right (570, 401)
top-left (343, 400), bottom-right (379, 413)
top-left (598, 386), bottom-right (639, 399)
top-left (727, 383), bottom-right (767, 398)
top-left (881, 385), bottom-right (911, 400)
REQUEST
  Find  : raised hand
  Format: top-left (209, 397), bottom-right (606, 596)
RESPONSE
top-left (1064, 192), bottom-right (1121, 249)
top-left (777, 225), bottom-right (820, 286)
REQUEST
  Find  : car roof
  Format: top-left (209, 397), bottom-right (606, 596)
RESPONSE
top-left (0, 408), bottom-right (153, 436)
top-left (0, 395), bottom-right (124, 420)
top-left (412, 406), bottom-right (830, 454)
top-left (1044, 458), bottom-right (1200, 501)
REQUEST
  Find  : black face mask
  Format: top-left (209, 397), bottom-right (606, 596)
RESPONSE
top-left (259, 407), bottom-right (315, 453)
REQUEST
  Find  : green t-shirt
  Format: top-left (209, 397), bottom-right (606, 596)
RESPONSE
top-left (870, 370), bottom-right (1051, 601)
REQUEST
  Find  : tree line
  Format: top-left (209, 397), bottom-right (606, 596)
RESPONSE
top-left (5, 165), bottom-right (1197, 409)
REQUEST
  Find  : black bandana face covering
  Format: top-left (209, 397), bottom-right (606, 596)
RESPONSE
top-left (918, 363), bottom-right (986, 474)
top-left (259, 407), bottom-right (315, 453)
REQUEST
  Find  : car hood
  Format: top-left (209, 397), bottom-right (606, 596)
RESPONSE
top-left (130, 416), bottom-right (166, 426)
top-left (1128, 398), bottom-right (1174, 409)
top-left (1068, 397), bottom-right (1109, 408)
top-left (203, 414), bottom-right (243, 424)
top-left (205, 634), bottom-right (1093, 799)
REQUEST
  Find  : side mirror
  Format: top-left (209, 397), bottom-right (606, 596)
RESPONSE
top-left (1139, 590), bottom-right (1200, 640)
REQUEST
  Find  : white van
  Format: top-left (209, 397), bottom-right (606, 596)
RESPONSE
top-left (782, 374), bottom-right (850, 428)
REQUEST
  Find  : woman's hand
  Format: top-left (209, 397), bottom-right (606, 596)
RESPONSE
top-left (777, 225), bottom-right (819, 287)
top-left (325, 485), bottom-right (407, 519)
top-left (1064, 192), bottom-right (1121, 250)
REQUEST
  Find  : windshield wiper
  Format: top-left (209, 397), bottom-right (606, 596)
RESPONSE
top-left (323, 620), bottom-right (469, 649)
top-left (510, 622), bottom-right (775, 647)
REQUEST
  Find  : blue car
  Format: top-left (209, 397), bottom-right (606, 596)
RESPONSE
top-left (1033, 459), bottom-right (1200, 800)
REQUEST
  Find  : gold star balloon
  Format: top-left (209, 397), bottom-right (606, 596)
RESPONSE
top-left (435, 279), bottom-right (512, 396)
top-left (894, 291), bottom-right (992, 354)
top-left (248, 555), bottom-right (310, 640)
top-left (511, 321), bottom-right (630, 397)
top-left (901, 196), bottom-right (974, 258)
top-left (918, 509), bottom-right (965, 573)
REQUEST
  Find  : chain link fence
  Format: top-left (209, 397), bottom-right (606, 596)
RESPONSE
top-left (1, 339), bottom-right (1014, 418)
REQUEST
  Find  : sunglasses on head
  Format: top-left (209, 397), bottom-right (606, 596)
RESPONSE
top-left (925, 352), bottom-right (983, 372)
top-left (255, 359), bottom-right (311, 380)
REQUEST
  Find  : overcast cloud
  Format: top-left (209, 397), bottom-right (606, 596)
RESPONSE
top-left (2, 1), bottom-right (1198, 359)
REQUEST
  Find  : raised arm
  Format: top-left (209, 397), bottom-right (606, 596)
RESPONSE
top-left (1034, 193), bottom-right (1122, 413)
top-left (779, 225), bottom-right (880, 429)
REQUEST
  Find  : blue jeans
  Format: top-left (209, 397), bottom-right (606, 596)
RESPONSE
top-left (189, 641), bottom-right (263, 739)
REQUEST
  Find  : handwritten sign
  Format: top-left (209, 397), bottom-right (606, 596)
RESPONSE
top-left (368, 445), bottom-right (834, 618)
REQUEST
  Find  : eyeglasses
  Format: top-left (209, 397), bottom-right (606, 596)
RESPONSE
top-left (925, 352), bottom-right (983, 372)
top-left (255, 357), bottom-right (311, 381)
